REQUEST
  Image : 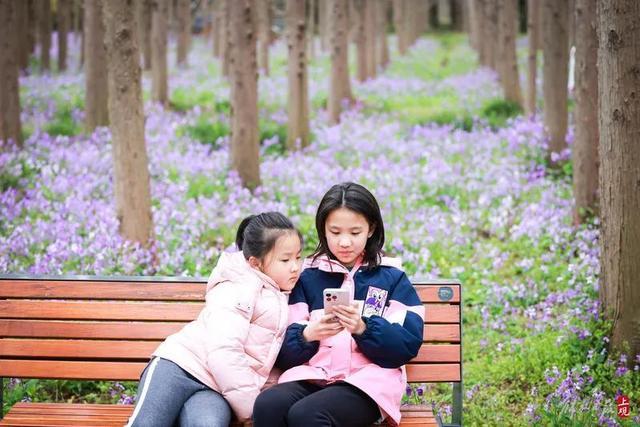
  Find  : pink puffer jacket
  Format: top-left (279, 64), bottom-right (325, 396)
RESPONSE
top-left (152, 251), bottom-right (289, 421)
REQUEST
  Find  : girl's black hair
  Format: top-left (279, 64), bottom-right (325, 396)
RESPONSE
top-left (314, 182), bottom-right (385, 268)
top-left (235, 212), bottom-right (302, 261)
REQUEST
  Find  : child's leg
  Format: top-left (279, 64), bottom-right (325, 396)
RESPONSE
top-left (177, 389), bottom-right (232, 427)
top-left (252, 380), bottom-right (322, 427)
top-left (126, 357), bottom-right (210, 427)
top-left (287, 382), bottom-right (380, 427)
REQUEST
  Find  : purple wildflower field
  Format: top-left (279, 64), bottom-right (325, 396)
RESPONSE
top-left (1, 33), bottom-right (638, 425)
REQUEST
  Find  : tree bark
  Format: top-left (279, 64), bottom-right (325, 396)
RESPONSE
top-left (318, 0), bottom-right (327, 51)
top-left (328, 0), bottom-right (353, 125)
top-left (220, 0), bottom-right (230, 77)
top-left (497, 0), bottom-right (522, 106)
top-left (526, 0), bottom-right (540, 116)
top-left (354, 0), bottom-right (368, 81)
top-left (39, 0), bottom-right (52, 71)
top-left (483, 0), bottom-right (499, 70)
top-left (102, 0), bottom-right (154, 246)
top-left (467, 0), bottom-right (479, 51)
top-left (542, 0), bottom-right (569, 160)
top-left (16, 0), bottom-right (29, 71)
top-left (365, 0), bottom-right (377, 79)
top-left (393, 0), bottom-right (407, 55)
top-left (137, 0), bottom-right (152, 70)
top-left (597, 0), bottom-right (640, 359)
top-left (176, 0), bottom-right (190, 66)
top-left (257, 0), bottom-right (271, 75)
top-left (0, 0), bottom-right (23, 147)
top-left (378, 0), bottom-right (390, 69)
top-left (306, 0), bottom-right (316, 61)
top-left (58, 0), bottom-right (71, 72)
top-left (211, 0), bottom-right (220, 57)
top-left (286, 0), bottom-right (310, 150)
top-left (572, 0), bottom-right (598, 224)
top-left (151, 0), bottom-right (168, 105)
top-left (27, 0), bottom-right (37, 57)
top-left (84, 0), bottom-right (109, 130)
top-left (229, 0), bottom-right (260, 189)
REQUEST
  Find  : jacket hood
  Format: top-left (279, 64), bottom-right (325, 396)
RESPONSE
top-left (206, 250), bottom-right (280, 293)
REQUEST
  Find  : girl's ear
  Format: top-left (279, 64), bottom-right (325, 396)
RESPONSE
top-left (248, 256), bottom-right (262, 270)
top-left (367, 224), bottom-right (376, 238)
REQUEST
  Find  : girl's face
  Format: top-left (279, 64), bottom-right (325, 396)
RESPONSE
top-left (255, 232), bottom-right (302, 292)
top-left (324, 207), bottom-right (373, 268)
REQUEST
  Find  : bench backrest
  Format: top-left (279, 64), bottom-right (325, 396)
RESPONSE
top-left (0, 276), bottom-right (461, 385)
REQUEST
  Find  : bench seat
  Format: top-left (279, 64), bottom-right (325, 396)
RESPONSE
top-left (0, 403), bottom-right (438, 426)
top-left (0, 275), bottom-right (462, 426)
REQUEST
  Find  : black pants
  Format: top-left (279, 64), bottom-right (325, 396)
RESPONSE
top-left (252, 380), bottom-right (381, 427)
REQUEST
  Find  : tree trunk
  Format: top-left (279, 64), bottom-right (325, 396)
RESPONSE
top-left (542, 0), bottom-right (569, 160)
top-left (58, 0), bottom-right (71, 72)
top-left (16, 1), bottom-right (29, 71)
top-left (211, 0), bottom-right (220, 57)
top-left (526, 0), bottom-right (540, 115)
top-left (137, 0), bottom-right (152, 70)
top-left (365, 0), bottom-right (377, 79)
top-left (597, 0), bottom-right (640, 360)
top-left (27, 0), bottom-right (37, 57)
top-left (378, 0), bottom-right (390, 69)
top-left (286, 0), bottom-right (310, 150)
top-left (229, 0), bottom-right (260, 189)
top-left (84, 0), bottom-right (109, 130)
top-left (497, 0), bottom-right (522, 106)
top-left (151, 0), bottom-right (168, 105)
top-left (572, 0), bottom-right (598, 224)
top-left (318, 0), bottom-right (327, 51)
top-left (483, 0), bottom-right (499, 70)
top-left (39, 0), bottom-right (52, 71)
top-left (467, 0), bottom-right (479, 51)
top-left (354, 0), bottom-right (368, 81)
top-left (176, 0), bottom-right (190, 66)
top-left (451, 0), bottom-right (465, 31)
top-left (0, 0), bottom-right (22, 147)
top-left (257, 0), bottom-right (271, 75)
top-left (393, 0), bottom-right (407, 55)
top-left (328, 0), bottom-right (353, 125)
top-left (102, 0), bottom-right (153, 246)
top-left (306, 0), bottom-right (316, 61)
top-left (220, 0), bottom-right (230, 77)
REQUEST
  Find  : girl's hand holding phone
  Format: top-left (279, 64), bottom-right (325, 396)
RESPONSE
top-left (332, 303), bottom-right (366, 335)
top-left (303, 314), bottom-right (344, 342)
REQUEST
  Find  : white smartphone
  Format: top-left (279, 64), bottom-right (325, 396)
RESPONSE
top-left (323, 288), bottom-right (351, 314)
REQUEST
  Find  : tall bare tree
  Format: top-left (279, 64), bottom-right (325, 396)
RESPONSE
top-left (151, 0), bottom-right (168, 105)
top-left (526, 0), bottom-right (541, 116)
top-left (84, 0), bottom-right (109, 130)
top-left (229, 0), bottom-right (260, 189)
top-left (39, 0), bottom-right (52, 71)
top-left (0, 0), bottom-right (22, 147)
top-left (257, 0), bottom-right (271, 75)
top-left (365, 0), bottom-right (377, 79)
top-left (483, 0), bottom-right (499, 70)
top-left (378, 0), bottom-right (390, 69)
top-left (328, 0), bottom-right (353, 125)
top-left (286, 0), bottom-right (310, 150)
top-left (219, 0), bottom-right (230, 76)
top-left (573, 0), bottom-right (598, 224)
top-left (16, 1), bottom-right (30, 71)
top-left (542, 0), bottom-right (569, 161)
top-left (393, 0), bottom-right (408, 55)
top-left (354, 0), bottom-right (369, 81)
top-left (137, 0), bottom-right (152, 70)
top-left (103, 0), bottom-right (154, 245)
top-left (176, 0), bottom-right (190, 66)
top-left (497, 0), bottom-right (522, 106)
top-left (597, 0), bottom-right (640, 358)
top-left (58, 0), bottom-right (71, 71)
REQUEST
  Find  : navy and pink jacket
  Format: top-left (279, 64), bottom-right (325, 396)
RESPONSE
top-left (276, 255), bottom-right (425, 425)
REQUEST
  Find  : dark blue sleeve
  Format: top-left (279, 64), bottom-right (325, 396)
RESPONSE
top-left (274, 323), bottom-right (319, 370)
top-left (274, 274), bottom-right (320, 370)
top-left (352, 272), bottom-right (424, 368)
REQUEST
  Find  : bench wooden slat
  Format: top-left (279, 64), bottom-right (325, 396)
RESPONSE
top-left (414, 344), bottom-right (461, 362)
top-left (424, 324), bottom-right (460, 342)
top-left (0, 300), bottom-right (458, 323)
top-left (0, 360), bottom-right (147, 381)
top-left (0, 300), bottom-right (203, 321)
top-left (0, 339), bottom-right (159, 359)
top-left (406, 363), bottom-right (461, 382)
top-left (414, 284), bottom-right (460, 303)
top-left (1, 321), bottom-right (460, 342)
top-left (0, 320), bottom-right (186, 340)
top-left (0, 280), bottom-right (205, 300)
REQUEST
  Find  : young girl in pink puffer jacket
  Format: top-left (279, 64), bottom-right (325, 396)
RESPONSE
top-left (126, 212), bottom-right (303, 427)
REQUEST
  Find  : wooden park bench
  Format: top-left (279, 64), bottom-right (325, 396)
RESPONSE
top-left (0, 275), bottom-right (462, 427)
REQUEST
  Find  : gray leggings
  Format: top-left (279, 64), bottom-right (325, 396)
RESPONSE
top-left (125, 357), bottom-right (232, 427)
